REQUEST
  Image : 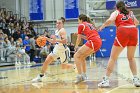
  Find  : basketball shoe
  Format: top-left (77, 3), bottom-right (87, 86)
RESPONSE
top-left (32, 74), bottom-right (43, 83)
top-left (82, 73), bottom-right (88, 80)
top-left (98, 77), bottom-right (110, 87)
top-left (75, 75), bottom-right (84, 84)
top-left (133, 77), bottom-right (140, 87)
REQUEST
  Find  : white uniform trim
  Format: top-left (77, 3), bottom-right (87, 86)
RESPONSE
top-left (50, 28), bottom-right (68, 63)
top-left (79, 24), bottom-right (86, 31)
top-left (115, 37), bottom-right (123, 48)
top-left (108, 10), bottom-right (119, 21)
top-left (122, 25), bottom-right (136, 28)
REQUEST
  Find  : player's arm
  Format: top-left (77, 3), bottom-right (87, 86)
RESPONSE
top-left (74, 32), bottom-right (87, 40)
top-left (99, 10), bottom-right (118, 31)
top-left (56, 28), bottom-right (67, 44)
top-left (80, 34), bottom-right (87, 40)
top-left (75, 24), bottom-right (84, 50)
top-left (45, 37), bottom-right (55, 43)
top-left (131, 11), bottom-right (139, 26)
top-left (75, 34), bottom-right (81, 49)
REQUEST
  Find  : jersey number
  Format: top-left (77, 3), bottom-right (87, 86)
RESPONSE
top-left (121, 15), bottom-right (129, 20)
top-left (86, 24), bottom-right (94, 30)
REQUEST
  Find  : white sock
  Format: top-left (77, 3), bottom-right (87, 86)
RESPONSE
top-left (82, 73), bottom-right (86, 76)
top-left (133, 75), bottom-right (137, 78)
top-left (104, 75), bottom-right (109, 80)
top-left (78, 74), bottom-right (82, 76)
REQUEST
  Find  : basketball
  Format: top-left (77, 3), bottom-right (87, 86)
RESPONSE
top-left (36, 36), bottom-right (47, 47)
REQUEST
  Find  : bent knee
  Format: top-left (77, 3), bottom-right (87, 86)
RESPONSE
top-left (127, 57), bottom-right (134, 62)
top-left (74, 53), bottom-right (79, 59)
top-left (74, 52), bottom-right (82, 59)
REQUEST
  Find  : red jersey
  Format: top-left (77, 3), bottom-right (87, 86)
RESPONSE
top-left (78, 22), bottom-right (99, 40)
top-left (115, 10), bottom-right (135, 27)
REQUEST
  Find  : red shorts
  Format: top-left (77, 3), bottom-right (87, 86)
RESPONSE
top-left (114, 27), bottom-right (138, 47)
top-left (85, 36), bottom-right (102, 52)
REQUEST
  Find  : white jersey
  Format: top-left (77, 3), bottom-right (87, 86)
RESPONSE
top-left (55, 28), bottom-right (66, 46)
top-left (50, 28), bottom-right (68, 63)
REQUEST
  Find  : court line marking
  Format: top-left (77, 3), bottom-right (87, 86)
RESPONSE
top-left (106, 84), bottom-right (130, 93)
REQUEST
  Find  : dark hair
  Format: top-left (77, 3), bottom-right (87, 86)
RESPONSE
top-left (87, 17), bottom-right (96, 29)
top-left (59, 17), bottom-right (66, 24)
top-left (116, 1), bottom-right (129, 15)
top-left (78, 14), bottom-right (87, 22)
top-left (87, 17), bottom-right (92, 23)
top-left (79, 14), bottom-right (96, 29)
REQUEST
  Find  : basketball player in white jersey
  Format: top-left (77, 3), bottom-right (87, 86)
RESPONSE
top-left (32, 17), bottom-right (70, 82)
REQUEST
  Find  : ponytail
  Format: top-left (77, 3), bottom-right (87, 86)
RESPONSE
top-left (116, 1), bottom-right (129, 15)
top-left (87, 17), bottom-right (96, 29)
top-left (60, 17), bottom-right (66, 24)
top-left (119, 6), bottom-right (129, 15)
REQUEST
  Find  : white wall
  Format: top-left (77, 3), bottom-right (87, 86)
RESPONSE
top-left (20, 0), bottom-right (29, 18)
top-left (0, 0), bottom-right (16, 13)
top-left (45, 0), bottom-right (54, 20)
top-left (55, 0), bottom-right (64, 19)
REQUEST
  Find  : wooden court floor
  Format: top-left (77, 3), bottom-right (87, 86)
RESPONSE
top-left (0, 58), bottom-right (140, 93)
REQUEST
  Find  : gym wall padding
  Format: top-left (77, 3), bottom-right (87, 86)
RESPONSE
top-left (96, 26), bottom-right (116, 57)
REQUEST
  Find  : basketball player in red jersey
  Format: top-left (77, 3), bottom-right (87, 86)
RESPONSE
top-left (74, 14), bottom-right (102, 84)
top-left (98, 1), bottom-right (140, 87)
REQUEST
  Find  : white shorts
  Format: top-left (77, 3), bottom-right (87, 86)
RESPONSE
top-left (50, 44), bottom-right (69, 63)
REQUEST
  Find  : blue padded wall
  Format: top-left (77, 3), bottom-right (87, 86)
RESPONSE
top-left (96, 26), bottom-right (116, 57)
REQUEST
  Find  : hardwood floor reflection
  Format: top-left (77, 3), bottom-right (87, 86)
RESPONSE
top-left (0, 58), bottom-right (140, 93)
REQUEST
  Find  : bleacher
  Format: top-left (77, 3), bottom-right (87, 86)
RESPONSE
top-left (0, 7), bottom-right (39, 66)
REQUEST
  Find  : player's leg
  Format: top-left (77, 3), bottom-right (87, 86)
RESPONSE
top-left (74, 45), bottom-right (94, 84)
top-left (127, 46), bottom-right (140, 87)
top-left (98, 45), bottom-right (124, 87)
top-left (32, 47), bottom-right (59, 83)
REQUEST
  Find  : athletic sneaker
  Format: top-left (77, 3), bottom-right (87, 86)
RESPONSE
top-left (98, 77), bottom-right (110, 88)
top-left (32, 75), bottom-right (43, 83)
top-left (133, 77), bottom-right (140, 87)
top-left (75, 75), bottom-right (84, 84)
top-left (82, 73), bottom-right (88, 80)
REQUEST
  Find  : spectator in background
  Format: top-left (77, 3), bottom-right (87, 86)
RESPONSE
top-left (67, 42), bottom-right (75, 59)
top-left (0, 30), bottom-right (4, 61)
top-left (43, 29), bottom-right (50, 38)
top-left (23, 36), bottom-right (30, 54)
top-left (29, 34), bottom-right (36, 63)
top-left (12, 27), bottom-right (21, 41)
top-left (15, 38), bottom-right (30, 65)
top-left (9, 37), bottom-right (16, 46)
top-left (29, 24), bottom-right (36, 37)
top-left (3, 36), bottom-right (11, 61)
top-left (21, 30), bottom-right (26, 41)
